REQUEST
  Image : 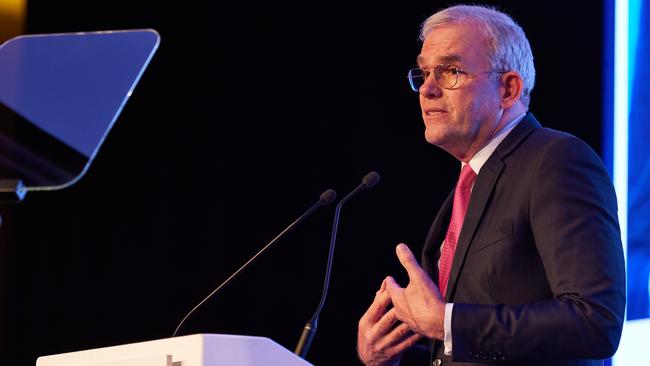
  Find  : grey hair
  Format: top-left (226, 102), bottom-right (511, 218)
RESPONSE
top-left (420, 5), bottom-right (535, 106)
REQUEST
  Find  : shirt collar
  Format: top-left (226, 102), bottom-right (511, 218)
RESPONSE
top-left (465, 112), bottom-right (526, 174)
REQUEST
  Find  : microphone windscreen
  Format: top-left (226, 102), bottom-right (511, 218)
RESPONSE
top-left (362, 171), bottom-right (380, 188)
top-left (320, 189), bottom-right (337, 205)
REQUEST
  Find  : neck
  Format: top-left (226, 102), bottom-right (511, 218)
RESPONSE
top-left (452, 103), bottom-right (528, 162)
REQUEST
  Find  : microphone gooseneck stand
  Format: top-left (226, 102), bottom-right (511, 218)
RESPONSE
top-left (295, 171), bottom-right (380, 358)
top-left (172, 188), bottom-right (337, 338)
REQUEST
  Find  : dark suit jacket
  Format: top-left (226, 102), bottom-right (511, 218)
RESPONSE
top-left (413, 113), bottom-right (625, 365)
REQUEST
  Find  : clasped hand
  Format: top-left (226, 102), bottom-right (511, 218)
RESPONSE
top-left (357, 243), bottom-right (446, 366)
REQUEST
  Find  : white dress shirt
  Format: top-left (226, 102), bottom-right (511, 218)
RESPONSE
top-left (442, 112), bottom-right (526, 355)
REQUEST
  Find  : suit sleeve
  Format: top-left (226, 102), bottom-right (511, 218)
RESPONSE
top-left (450, 136), bottom-right (626, 362)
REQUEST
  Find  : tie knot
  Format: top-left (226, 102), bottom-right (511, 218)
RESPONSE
top-left (458, 164), bottom-right (477, 188)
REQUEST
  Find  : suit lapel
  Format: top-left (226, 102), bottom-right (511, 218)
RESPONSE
top-left (444, 113), bottom-right (541, 301)
top-left (444, 158), bottom-right (504, 301)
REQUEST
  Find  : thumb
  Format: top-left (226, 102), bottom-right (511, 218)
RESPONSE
top-left (396, 243), bottom-right (425, 281)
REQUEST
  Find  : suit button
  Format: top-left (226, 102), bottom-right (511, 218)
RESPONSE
top-left (433, 358), bottom-right (442, 366)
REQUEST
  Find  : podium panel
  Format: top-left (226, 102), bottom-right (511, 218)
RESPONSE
top-left (36, 334), bottom-right (313, 366)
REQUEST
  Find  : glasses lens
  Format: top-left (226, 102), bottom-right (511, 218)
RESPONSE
top-left (436, 65), bottom-right (460, 89)
top-left (407, 68), bottom-right (425, 92)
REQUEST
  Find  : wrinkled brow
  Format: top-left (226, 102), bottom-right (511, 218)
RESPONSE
top-left (416, 54), bottom-right (462, 67)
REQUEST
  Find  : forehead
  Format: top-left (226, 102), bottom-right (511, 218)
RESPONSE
top-left (417, 23), bottom-right (489, 67)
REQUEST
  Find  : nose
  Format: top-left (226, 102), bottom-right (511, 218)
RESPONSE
top-left (419, 73), bottom-right (442, 99)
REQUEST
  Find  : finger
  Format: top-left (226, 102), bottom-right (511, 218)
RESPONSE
top-left (379, 322), bottom-right (414, 348)
top-left (395, 243), bottom-right (426, 281)
top-left (384, 276), bottom-right (403, 297)
top-left (389, 331), bottom-right (423, 355)
top-left (374, 307), bottom-right (399, 335)
top-left (365, 289), bottom-right (392, 323)
top-left (384, 276), bottom-right (406, 307)
top-left (374, 278), bottom-right (387, 299)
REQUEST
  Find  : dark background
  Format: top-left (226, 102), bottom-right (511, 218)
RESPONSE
top-left (0, 1), bottom-right (605, 365)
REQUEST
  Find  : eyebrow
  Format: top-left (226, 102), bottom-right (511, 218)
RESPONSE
top-left (416, 54), bottom-right (462, 66)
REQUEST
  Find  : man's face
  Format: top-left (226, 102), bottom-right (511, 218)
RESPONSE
top-left (417, 23), bottom-right (503, 161)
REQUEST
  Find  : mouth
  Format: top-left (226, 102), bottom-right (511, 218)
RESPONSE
top-left (423, 108), bottom-right (447, 117)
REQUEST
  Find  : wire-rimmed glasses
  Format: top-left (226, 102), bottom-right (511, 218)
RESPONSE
top-left (407, 64), bottom-right (507, 92)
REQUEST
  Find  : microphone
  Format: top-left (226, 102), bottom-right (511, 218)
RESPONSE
top-left (172, 188), bottom-right (337, 337)
top-left (294, 171), bottom-right (380, 358)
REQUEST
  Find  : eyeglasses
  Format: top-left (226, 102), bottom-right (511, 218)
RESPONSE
top-left (407, 64), bottom-right (506, 92)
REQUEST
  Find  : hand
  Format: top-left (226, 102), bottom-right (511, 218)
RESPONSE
top-left (357, 279), bottom-right (422, 366)
top-left (385, 243), bottom-right (446, 340)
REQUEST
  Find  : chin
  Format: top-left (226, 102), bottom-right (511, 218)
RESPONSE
top-left (424, 128), bottom-right (447, 147)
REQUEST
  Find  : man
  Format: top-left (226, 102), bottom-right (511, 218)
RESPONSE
top-left (357, 5), bottom-right (625, 366)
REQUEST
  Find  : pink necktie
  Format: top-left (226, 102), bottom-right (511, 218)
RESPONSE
top-left (439, 164), bottom-right (477, 298)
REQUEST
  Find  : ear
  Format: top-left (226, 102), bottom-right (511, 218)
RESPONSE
top-left (499, 71), bottom-right (524, 109)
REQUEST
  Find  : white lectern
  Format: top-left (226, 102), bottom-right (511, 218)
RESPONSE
top-left (36, 334), bottom-right (313, 366)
